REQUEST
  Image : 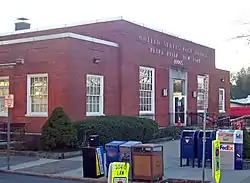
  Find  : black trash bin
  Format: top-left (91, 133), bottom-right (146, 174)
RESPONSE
top-left (82, 146), bottom-right (105, 178)
top-left (88, 135), bottom-right (100, 147)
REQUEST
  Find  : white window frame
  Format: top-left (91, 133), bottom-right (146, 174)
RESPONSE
top-left (0, 76), bottom-right (9, 117)
top-left (26, 73), bottom-right (48, 117)
top-left (197, 75), bottom-right (205, 113)
top-left (139, 66), bottom-right (155, 115)
top-left (219, 88), bottom-right (225, 113)
top-left (86, 74), bottom-right (104, 116)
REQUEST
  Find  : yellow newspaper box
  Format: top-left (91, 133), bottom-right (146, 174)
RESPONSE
top-left (107, 162), bottom-right (130, 183)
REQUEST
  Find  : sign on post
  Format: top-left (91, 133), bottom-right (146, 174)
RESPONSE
top-left (212, 140), bottom-right (221, 183)
top-left (5, 94), bottom-right (14, 108)
top-left (108, 162), bottom-right (130, 183)
top-left (203, 74), bottom-right (209, 109)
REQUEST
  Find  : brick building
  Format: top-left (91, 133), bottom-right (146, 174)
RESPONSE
top-left (0, 18), bottom-right (230, 132)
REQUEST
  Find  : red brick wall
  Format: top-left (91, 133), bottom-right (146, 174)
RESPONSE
top-left (0, 39), bottom-right (70, 132)
top-left (67, 39), bottom-right (120, 121)
top-left (62, 20), bottom-right (227, 122)
top-left (0, 19), bottom-right (230, 130)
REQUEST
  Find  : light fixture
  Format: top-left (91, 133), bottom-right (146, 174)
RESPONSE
top-left (162, 88), bottom-right (168, 97)
top-left (221, 78), bottom-right (225, 82)
top-left (192, 91), bottom-right (197, 98)
top-left (16, 58), bottom-right (24, 65)
top-left (93, 58), bottom-right (100, 64)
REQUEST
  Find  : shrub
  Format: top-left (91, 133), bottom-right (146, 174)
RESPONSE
top-left (74, 115), bottom-right (159, 146)
top-left (243, 127), bottom-right (250, 159)
top-left (40, 107), bottom-right (77, 151)
top-left (153, 126), bottom-right (185, 140)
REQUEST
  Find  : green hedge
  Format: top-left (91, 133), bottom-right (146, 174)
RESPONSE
top-left (243, 127), bottom-right (250, 159)
top-left (154, 126), bottom-right (184, 140)
top-left (74, 115), bottom-right (159, 145)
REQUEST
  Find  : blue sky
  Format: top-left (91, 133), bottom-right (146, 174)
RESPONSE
top-left (1, 0), bottom-right (250, 72)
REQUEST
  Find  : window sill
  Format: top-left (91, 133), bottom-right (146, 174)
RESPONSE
top-left (0, 113), bottom-right (8, 117)
top-left (219, 110), bottom-right (225, 113)
top-left (86, 113), bottom-right (105, 117)
top-left (25, 113), bottom-right (48, 118)
top-left (139, 111), bottom-right (155, 115)
top-left (197, 110), bottom-right (205, 113)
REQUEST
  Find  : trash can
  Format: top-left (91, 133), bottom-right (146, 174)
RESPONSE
top-left (119, 141), bottom-right (142, 180)
top-left (82, 146), bottom-right (105, 178)
top-left (88, 135), bottom-right (100, 147)
top-left (105, 141), bottom-right (126, 174)
top-left (180, 130), bottom-right (198, 168)
top-left (197, 130), bottom-right (216, 168)
top-left (131, 143), bottom-right (163, 182)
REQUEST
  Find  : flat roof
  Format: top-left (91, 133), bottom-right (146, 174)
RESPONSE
top-left (0, 32), bottom-right (119, 47)
top-left (0, 17), bottom-right (213, 49)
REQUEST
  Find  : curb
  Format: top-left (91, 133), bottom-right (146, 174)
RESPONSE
top-left (0, 169), bottom-right (107, 183)
top-left (0, 150), bottom-right (82, 160)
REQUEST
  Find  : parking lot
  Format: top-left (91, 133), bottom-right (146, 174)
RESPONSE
top-left (162, 140), bottom-right (250, 183)
top-left (0, 140), bottom-right (250, 182)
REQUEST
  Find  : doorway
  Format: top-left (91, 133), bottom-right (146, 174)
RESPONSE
top-left (173, 95), bottom-right (187, 125)
top-left (169, 68), bottom-right (188, 126)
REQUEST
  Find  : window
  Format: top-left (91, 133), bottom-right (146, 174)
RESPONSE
top-left (0, 77), bottom-right (9, 117)
top-left (197, 75), bottom-right (205, 112)
top-left (219, 88), bottom-right (225, 113)
top-left (86, 74), bottom-right (104, 116)
top-left (26, 74), bottom-right (48, 117)
top-left (139, 66), bottom-right (155, 114)
top-left (173, 79), bottom-right (185, 95)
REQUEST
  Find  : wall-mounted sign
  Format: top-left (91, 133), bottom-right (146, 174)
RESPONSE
top-left (137, 35), bottom-right (209, 65)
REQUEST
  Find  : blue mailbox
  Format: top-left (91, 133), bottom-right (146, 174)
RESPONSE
top-left (197, 130), bottom-right (216, 168)
top-left (180, 130), bottom-right (198, 168)
top-left (105, 140), bottom-right (126, 174)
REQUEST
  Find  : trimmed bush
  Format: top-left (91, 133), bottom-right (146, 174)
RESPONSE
top-left (40, 107), bottom-right (77, 151)
top-left (153, 126), bottom-right (184, 140)
top-left (243, 127), bottom-right (250, 159)
top-left (74, 115), bottom-right (159, 145)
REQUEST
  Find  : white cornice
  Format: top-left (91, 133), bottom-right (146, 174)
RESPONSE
top-left (0, 32), bottom-right (119, 47)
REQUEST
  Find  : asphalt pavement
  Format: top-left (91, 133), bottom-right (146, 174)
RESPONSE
top-left (0, 173), bottom-right (81, 183)
top-left (0, 140), bottom-right (250, 182)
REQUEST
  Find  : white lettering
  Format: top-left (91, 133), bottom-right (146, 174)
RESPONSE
top-left (138, 35), bottom-right (208, 64)
top-left (173, 59), bottom-right (183, 66)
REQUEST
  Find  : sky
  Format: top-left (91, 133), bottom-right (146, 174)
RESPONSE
top-left (1, 0), bottom-right (250, 72)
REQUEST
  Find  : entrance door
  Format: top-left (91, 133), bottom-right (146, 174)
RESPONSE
top-left (173, 96), bottom-right (187, 126)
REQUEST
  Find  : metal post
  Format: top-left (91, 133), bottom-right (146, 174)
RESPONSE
top-left (7, 107), bottom-right (11, 170)
top-left (202, 108), bottom-right (207, 183)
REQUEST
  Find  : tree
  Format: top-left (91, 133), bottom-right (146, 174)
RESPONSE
top-left (230, 67), bottom-right (250, 99)
top-left (40, 107), bottom-right (77, 151)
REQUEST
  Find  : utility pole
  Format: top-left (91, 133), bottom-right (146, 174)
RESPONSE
top-left (1, 58), bottom-right (24, 170)
top-left (202, 74), bottom-right (209, 183)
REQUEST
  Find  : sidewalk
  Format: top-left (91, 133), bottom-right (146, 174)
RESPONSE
top-left (0, 155), bottom-right (84, 179)
top-left (1, 140), bottom-right (250, 183)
